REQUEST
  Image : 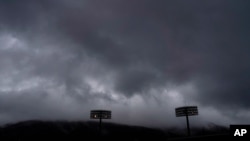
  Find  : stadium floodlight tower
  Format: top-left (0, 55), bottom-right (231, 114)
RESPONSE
top-left (90, 110), bottom-right (111, 133)
top-left (175, 106), bottom-right (198, 136)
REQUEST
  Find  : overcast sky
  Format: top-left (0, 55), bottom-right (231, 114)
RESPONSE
top-left (0, 0), bottom-right (249, 128)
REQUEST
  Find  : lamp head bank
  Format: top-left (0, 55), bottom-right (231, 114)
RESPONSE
top-left (90, 110), bottom-right (112, 119)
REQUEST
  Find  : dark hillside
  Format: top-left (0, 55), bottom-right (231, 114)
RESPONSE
top-left (0, 120), bottom-right (229, 141)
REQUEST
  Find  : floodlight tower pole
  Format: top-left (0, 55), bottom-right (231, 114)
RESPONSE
top-left (99, 117), bottom-right (102, 134)
top-left (186, 114), bottom-right (190, 136)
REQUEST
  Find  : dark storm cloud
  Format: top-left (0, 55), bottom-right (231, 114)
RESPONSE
top-left (0, 0), bottom-right (52, 32)
top-left (55, 0), bottom-right (250, 108)
top-left (0, 0), bottom-right (250, 126)
top-left (55, 0), bottom-right (205, 95)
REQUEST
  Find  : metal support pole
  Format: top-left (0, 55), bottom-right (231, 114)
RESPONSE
top-left (99, 117), bottom-right (102, 134)
top-left (186, 115), bottom-right (190, 136)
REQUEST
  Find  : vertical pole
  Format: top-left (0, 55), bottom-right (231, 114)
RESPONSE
top-left (186, 115), bottom-right (190, 136)
top-left (99, 117), bottom-right (102, 135)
